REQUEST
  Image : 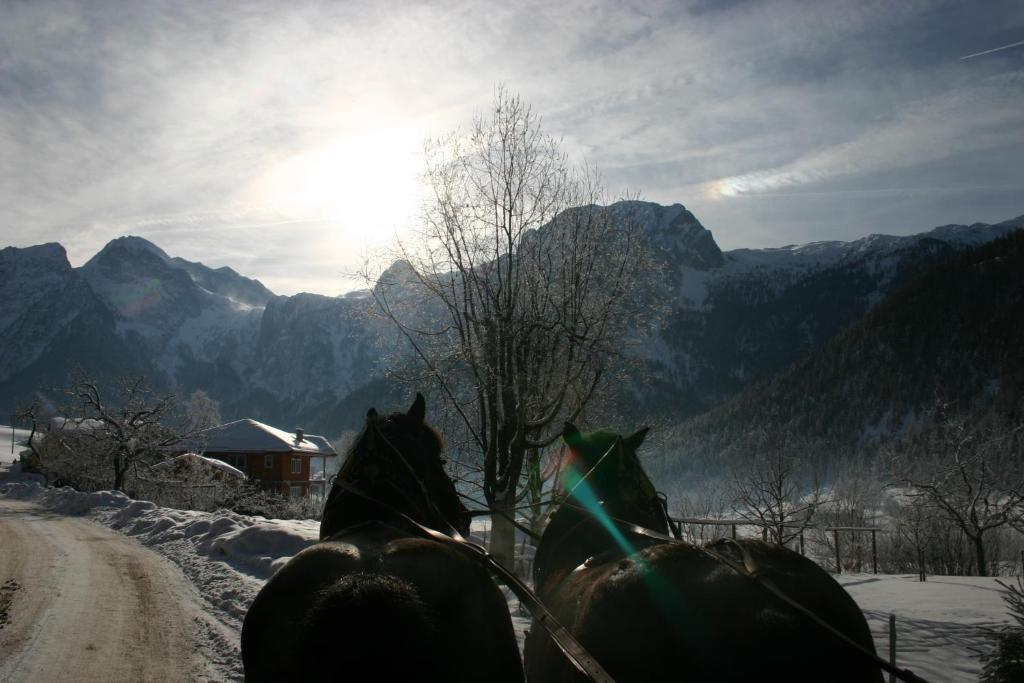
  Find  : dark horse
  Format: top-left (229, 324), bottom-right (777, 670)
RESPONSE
top-left (524, 424), bottom-right (884, 683)
top-left (242, 395), bottom-right (524, 682)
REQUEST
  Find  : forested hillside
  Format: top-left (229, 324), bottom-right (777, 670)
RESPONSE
top-left (663, 229), bottom-right (1024, 480)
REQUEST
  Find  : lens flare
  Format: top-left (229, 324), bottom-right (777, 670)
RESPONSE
top-left (112, 278), bottom-right (163, 317)
top-left (564, 460), bottom-right (694, 634)
top-left (564, 465), bottom-right (639, 558)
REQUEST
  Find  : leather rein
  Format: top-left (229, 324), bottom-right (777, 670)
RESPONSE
top-left (322, 419), bottom-right (617, 683)
top-left (555, 438), bottom-right (931, 683)
top-left (325, 425), bottom-right (929, 683)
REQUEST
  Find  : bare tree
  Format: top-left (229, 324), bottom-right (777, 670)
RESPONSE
top-left (185, 389), bottom-right (222, 432)
top-left (887, 492), bottom-right (938, 581)
top-left (34, 372), bottom-right (187, 493)
top-left (894, 404), bottom-right (1024, 577)
top-left (371, 87), bottom-right (653, 567)
top-left (729, 432), bottom-right (826, 547)
top-left (14, 399), bottom-right (44, 460)
top-left (673, 481), bottom-right (731, 545)
top-left (825, 466), bottom-right (884, 571)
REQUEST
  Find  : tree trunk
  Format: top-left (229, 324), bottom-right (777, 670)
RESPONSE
top-left (489, 492), bottom-right (517, 571)
top-left (114, 454), bottom-right (126, 493)
top-left (974, 534), bottom-right (988, 577)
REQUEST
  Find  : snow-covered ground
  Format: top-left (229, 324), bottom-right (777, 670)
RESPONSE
top-left (838, 573), bottom-right (1011, 682)
top-left (0, 425), bottom-right (30, 465)
top-left (0, 429), bottom-right (1014, 681)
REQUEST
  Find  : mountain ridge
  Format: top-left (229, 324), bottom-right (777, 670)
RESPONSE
top-left (659, 229), bottom-right (1024, 484)
top-left (1, 203), bottom-right (1020, 439)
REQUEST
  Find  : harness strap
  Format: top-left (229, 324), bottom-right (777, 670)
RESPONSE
top-left (557, 501), bottom-right (931, 683)
top-left (330, 481), bottom-right (616, 683)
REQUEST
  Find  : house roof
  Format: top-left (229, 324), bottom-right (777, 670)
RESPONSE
top-left (198, 419), bottom-right (337, 456)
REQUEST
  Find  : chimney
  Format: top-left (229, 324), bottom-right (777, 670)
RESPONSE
top-left (295, 427), bottom-right (304, 444)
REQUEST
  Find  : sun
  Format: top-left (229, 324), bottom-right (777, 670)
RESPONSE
top-left (249, 125), bottom-right (427, 247)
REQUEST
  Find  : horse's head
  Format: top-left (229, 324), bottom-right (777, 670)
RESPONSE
top-left (322, 393), bottom-right (470, 539)
top-left (531, 423), bottom-right (670, 593)
top-left (559, 422), bottom-right (667, 533)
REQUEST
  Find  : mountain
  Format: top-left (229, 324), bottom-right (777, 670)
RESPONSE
top-left (636, 213), bottom-right (1024, 419)
top-left (0, 243), bottom-right (82, 380)
top-left (78, 236), bottom-right (264, 400)
top-left (661, 229), bottom-right (1024, 481)
top-left (0, 242), bottom-right (146, 403)
top-left (0, 207), bottom-right (1020, 440)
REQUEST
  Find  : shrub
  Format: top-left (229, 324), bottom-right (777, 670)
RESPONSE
top-left (980, 577), bottom-right (1024, 682)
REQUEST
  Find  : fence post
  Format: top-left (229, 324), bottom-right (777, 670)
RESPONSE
top-left (833, 529), bottom-right (841, 574)
top-left (731, 523), bottom-right (737, 540)
top-left (799, 531), bottom-right (805, 556)
top-left (761, 526), bottom-right (767, 542)
top-left (888, 613), bottom-right (896, 683)
top-left (871, 530), bottom-right (878, 574)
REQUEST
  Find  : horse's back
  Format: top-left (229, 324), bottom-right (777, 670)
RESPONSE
top-left (526, 540), bottom-right (882, 683)
top-left (242, 524), bottom-right (523, 682)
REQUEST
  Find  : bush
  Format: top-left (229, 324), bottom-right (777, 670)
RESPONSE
top-left (980, 577), bottom-right (1024, 682)
top-left (218, 481), bottom-right (324, 520)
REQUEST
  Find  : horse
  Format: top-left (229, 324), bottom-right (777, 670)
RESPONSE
top-left (241, 394), bottom-right (524, 682)
top-left (523, 423), bottom-right (884, 683)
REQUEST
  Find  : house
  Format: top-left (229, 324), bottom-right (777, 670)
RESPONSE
top-left (197, 419), bottom-right (339, 498)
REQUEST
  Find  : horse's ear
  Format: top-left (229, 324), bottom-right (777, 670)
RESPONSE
top-left (624, 426), bottom-right (649, 451)
top-left (367, 407), bottom-right (378, 419)
top-left (408, 393), bottom-right (426, 424)
top-left (563, 422), bottom-right (581, 445)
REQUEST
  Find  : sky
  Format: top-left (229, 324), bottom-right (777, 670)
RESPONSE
top-left (1, 0), bottom-right (1022, 296)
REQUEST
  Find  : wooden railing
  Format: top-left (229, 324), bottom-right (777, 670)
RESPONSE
top-left (670, 516), bottom-right (882, 574)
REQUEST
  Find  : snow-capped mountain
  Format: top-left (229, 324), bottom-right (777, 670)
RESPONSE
top-left (637, 212), bottom-right (1024, 418)
top-left (0, 204), bottom-right (1020, 437)
top-left (0, 243), bottom-right (84, 380)
top-left (78, 236), bottom-right (264, 393)
top-left (661, 228), bottom-right (1024, 480)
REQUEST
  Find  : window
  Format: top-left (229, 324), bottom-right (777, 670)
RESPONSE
top-left (264, 454), bottom-right (273, 469)
top-left (290, 485), bottom-right (304, 499)
top-left (291, 457), bottom-right (302, 474)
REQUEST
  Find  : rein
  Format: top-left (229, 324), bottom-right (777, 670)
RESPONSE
top-left (322, 421), bottom-right (616, 683)
top-left (328, 480), bottom-right (616, 683)
top-left (326, 422), bottom-right (924, 683)
top-left (555, 500), bottom-right (932, 683)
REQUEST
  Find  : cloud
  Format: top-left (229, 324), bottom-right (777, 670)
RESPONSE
top-left (699, 72), bottom-right (1024, 199)
top-left (1, 0), bottom-right (1022, 292)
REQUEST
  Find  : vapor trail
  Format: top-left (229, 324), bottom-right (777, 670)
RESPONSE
top-left (960, 40), bottom-right (1024, 60)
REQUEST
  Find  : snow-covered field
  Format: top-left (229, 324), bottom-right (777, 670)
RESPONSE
top-left (838, 574), bottom-right (1010, 682)
top-left (0, 427), bottom-right (1014, 681)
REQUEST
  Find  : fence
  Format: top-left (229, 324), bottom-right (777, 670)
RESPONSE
top-left (670, 516), bottom-right (881, 574)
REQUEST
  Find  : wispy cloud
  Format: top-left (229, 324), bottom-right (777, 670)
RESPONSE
top-left (1, 0), bottom-right (1022, 291)
top-left (698, 73), bottom-right (1024, 199)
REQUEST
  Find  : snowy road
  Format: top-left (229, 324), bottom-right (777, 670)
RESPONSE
top-left (0, 499), bottom-right (202, 682)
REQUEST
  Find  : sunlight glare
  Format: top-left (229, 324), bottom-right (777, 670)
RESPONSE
top-left (249, 126), bottom-right (427, 249)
